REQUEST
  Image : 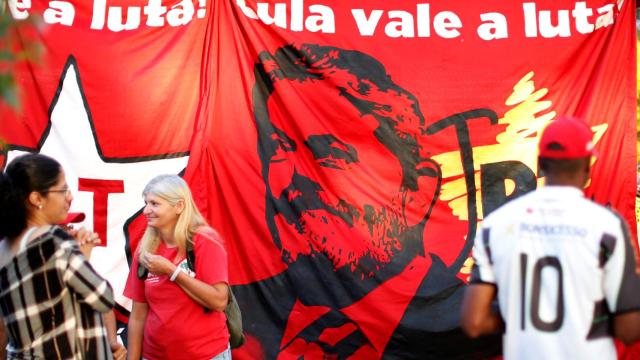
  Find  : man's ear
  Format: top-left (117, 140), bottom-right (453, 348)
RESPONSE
top-left (585, 157), bottom-right (592, 173)
top-left (175, 199), bottom-right (185, 214)
top-left (537, 158), bottom-right (545, 177)
top-left (582, 157), bottom-right (592, 187)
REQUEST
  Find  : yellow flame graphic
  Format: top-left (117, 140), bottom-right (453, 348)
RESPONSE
top-left (432, 72), bottom-right (608, 222)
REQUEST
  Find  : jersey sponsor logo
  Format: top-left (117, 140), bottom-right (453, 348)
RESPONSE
top-left (519, 223), bottom-right (587, 237)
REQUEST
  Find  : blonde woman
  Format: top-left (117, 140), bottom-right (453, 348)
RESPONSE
top-left (124, 175), bottom-right (230, 360)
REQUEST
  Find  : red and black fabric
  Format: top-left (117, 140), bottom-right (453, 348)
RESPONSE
top-left (1, 0), bottom-right (637, 358)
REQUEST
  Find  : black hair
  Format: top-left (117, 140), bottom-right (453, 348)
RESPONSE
top-left (0, 154), bottom-right (62, 239)
top-left (538, 157), bottom-right (590, 176)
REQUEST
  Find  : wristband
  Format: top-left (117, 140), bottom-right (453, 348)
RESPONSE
top-left (170, 266), bottom-right (182, 282)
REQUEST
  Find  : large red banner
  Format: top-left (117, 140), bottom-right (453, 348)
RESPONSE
top-left (1, 0), bottom-right (637, 358)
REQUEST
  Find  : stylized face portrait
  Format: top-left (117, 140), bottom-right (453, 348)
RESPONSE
top-left (253, 44), bottom-right (441, 287)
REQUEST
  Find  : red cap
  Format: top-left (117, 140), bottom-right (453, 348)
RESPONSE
top-left (60, 212), bottom-right (86, 225)
top-left (538, 116), bottom-right (595, 159)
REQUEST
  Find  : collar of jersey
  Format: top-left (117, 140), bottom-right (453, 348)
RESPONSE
top-left (538, 185), bottom-right (584, 198)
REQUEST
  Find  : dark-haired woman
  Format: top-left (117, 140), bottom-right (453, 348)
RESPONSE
top-left (0, 153), bottom-right (115, 359)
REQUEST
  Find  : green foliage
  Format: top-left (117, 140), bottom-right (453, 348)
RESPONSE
top-left (0, 7), bottom-right (41, 110)
top-left (0, 6), bottom-right (41, 150)
top-left (0, 7), bottom-right (19, 109)
top-left (0, 73), bottom-right (16, 108)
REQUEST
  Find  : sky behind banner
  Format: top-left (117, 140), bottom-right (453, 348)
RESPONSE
top-left (0, 0), bottom-right (637, 358)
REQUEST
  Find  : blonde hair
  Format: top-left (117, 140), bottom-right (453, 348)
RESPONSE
top-left (138, 175), bottom-right (208, 263)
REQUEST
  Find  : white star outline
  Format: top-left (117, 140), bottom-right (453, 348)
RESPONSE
top-left (5, 57), bottom-right (190, 311)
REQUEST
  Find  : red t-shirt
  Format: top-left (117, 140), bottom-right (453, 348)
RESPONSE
top-left (124, 230), bottom-right (230, 360)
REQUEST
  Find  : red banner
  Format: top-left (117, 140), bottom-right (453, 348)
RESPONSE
top-left (1, 0), bottom-right (637, 358)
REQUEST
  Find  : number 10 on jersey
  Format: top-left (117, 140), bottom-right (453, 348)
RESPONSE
top-left (520, 254), bottom-right (565, 332)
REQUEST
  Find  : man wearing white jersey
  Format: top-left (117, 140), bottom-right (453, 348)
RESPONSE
top-left (461, 116), bottom-right (640, 359)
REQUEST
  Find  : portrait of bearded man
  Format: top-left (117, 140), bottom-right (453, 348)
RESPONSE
top-left (233, 43), bottom-right (500, 359)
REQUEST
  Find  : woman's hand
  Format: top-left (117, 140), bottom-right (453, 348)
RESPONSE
top-left (110, 341), bottom-right (126, 360)
top-left (67, 226), bottom-right (101, 259)
top-left (104, 311), bottom-right (126, 360)
top-left (141, 253), bottom-right (176, 276)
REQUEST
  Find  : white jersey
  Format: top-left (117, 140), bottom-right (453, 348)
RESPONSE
top-left (471, 186), bottom-right (640, 360)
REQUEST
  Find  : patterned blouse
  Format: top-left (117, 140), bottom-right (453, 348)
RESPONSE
top-left (0, 227), bottom-right (114, 359)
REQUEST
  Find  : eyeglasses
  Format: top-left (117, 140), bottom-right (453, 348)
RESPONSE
top-left (44, 187), bottom-right (72, 196)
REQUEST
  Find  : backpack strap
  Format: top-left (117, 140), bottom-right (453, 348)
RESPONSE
top-left (187, 227), bottom-right (221, 273)
top-left (186, 239), bottom-right (196, 273)
top-left (136, 258), bottom-right (149, 280)
top-left (185, 232), bottom-right (212, 313)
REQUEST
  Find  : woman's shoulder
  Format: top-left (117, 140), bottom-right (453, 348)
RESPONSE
top-left (30, 227), bottom-right (81, 258)
top-left (195, 226), bottom-right (221, 240)
top-left (0, 240), bottom-right (13, 269)
top-left (27, 225), bottom-right (72, 247)
top-left (44, 226), bottom-right (76, 249)
top-left (50, 226), bottom-right (75, 240)
top-left (33, 228), bottom-right (78, 259)
top-left (0, 226), bottom-right (75, 271)
top-left (194, 227), bottom-right (225, 248)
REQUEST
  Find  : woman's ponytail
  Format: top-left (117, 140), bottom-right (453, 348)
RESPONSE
top-left (0, 172), bottom-right (27, 239)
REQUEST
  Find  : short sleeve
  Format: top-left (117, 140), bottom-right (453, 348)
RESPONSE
top-left (470, 226), bottom-right (496, 285)
top-left (603, 218), bottom-right (640, 314)
top-left (193, 230), bottom-right (228, 286)
top-left (123, 252), bottom-right (147, 303)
